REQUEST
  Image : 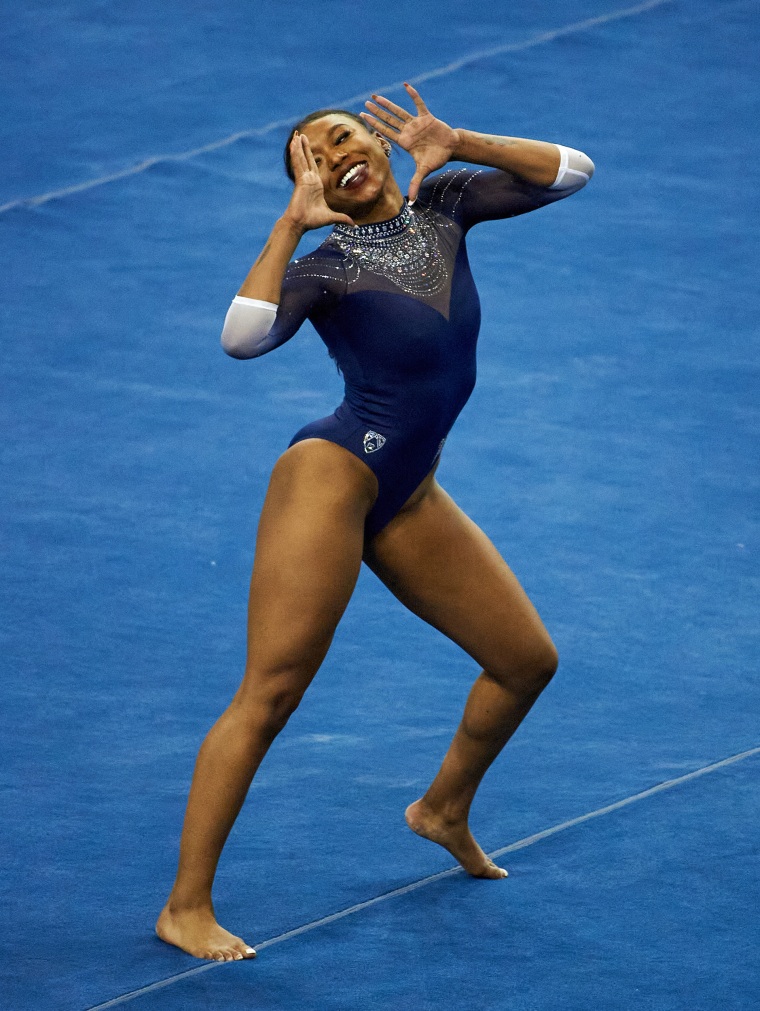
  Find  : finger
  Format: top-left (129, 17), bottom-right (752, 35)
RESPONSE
top-left (301, 134), bottom-right (319, 173)
top-left (290, 132), bottom-right (308, 179)
top-left (403, 82), bottom-right (429, 115)
top-left (359, 112), bottom-right (398, 142)
top-left (331, 213), bottom-right (355, 227)
top-left (363, 100), bottom-right (404, 132)
top-left (369, 93), bottom-right (413, 123)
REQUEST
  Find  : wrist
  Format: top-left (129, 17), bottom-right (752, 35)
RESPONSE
top-left (277, 213), bottom-right (307, 240)
top-left (450, 128), bottom-right (467, 161)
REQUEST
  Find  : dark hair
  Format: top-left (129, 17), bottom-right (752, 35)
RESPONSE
top-left (283, 109), bottom-right (372, 181)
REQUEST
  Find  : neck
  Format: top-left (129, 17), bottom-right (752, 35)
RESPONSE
top-left (351, 179), bottom-right (405, 225)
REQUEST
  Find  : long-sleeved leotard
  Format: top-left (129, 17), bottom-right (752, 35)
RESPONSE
top-left (223, 150), bottom-right (593, 537)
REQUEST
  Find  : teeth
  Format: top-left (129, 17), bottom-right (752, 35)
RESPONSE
top-left (339, 163), bottom-right (365, 188)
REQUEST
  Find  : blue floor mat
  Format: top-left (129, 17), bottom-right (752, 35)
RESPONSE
top-left (2, 1), bottom-right (759, 1008)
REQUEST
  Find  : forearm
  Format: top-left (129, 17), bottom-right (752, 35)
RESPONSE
top-left (451, 130), bottom-right (564, 188)
top-left (221, 216), bottom-right (305, 359)
top-left (237, 215), bottom-right (305, 302)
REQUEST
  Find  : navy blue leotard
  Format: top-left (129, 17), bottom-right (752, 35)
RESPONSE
top-left (256, 167), bottom-right (570, 538)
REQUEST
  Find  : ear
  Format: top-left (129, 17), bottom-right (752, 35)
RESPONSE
top-left (373, 131), bottom-right (392, 158)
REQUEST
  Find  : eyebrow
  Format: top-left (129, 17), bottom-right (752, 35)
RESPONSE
top-left (309, 123), bottom-right (352, 156)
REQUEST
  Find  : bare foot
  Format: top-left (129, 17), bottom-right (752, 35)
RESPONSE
top-left (156, 903), bottom-right (257, 962)
top-left (405, 799), bottom-right (508, 879)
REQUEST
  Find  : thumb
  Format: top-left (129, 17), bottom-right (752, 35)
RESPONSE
top-left (407, 166), bottom-right (427, 204)
top-left (332, 213), bottom-right (355, 227)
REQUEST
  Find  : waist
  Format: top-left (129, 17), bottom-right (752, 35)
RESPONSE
top-left (343, 369), bottom-right (476, 436)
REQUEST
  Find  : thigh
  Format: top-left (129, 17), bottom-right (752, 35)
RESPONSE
top-left (241, 439), bottom-right (378, 693)
top-left (364, 481), bottom-right (556, 678)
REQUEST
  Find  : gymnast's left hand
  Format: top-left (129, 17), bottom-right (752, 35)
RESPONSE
top-left (361, 83), bottom-right (460, 203)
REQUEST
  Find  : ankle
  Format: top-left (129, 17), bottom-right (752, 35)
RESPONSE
top-left (166, 893), bottom-right (215, 918)
top-left (418, 795), bottom-right (470, 826)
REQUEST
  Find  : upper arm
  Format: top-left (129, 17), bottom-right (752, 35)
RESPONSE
top-left (220, 250), bottom-right (346, 359)
top-left (421, 146), bottom-right (594, 231)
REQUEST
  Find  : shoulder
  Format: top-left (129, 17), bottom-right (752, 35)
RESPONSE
top-left (284, 241), bottom-right (347, 293)
top-left (417, 167), bottom-right (486, 219)
top-left (288, 241), bottom-right (346, 273)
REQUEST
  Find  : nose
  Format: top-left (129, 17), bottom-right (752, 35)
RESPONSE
top-left (329, 149), bottom-right (348, 171)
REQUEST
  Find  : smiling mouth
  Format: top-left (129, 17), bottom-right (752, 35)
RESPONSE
top-left (338, 162), bottom-right (368, 189)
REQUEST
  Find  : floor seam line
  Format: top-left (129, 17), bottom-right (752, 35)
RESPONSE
top-left (0, 0), bottom-right (673, 216)
top-left (84, 742), bottom-right (760, 1010)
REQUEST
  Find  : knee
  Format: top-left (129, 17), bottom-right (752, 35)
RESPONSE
top-left (263, 686), bottom-right (304, 735)
top-left (519, 638), bottom-right (559, 695)
top-left (232, 676), bottom-right (307, 739)
top-left (536, 640), bottom-right (560, 688)
top-left (490, 637), bottom-right (559, 698)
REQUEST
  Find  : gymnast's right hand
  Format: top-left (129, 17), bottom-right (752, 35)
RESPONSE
top-left (283, 132), bottom-right (355, 231)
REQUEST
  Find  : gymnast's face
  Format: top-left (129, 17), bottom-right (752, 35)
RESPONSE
top-left (301, 114), bottom-right (396, 215)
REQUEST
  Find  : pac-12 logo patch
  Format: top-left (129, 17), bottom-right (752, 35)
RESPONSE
top-left (363, 430), bottom-right (386, 454)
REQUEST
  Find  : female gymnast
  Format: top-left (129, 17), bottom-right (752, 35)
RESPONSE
top-left (157, 83), bottom-right (594, 961)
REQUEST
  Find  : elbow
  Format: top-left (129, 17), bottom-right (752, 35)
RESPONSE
top-left (550, 145), bottom-right (595, 194)
top-left (220, 331), bottom-right (260, 359)
top-left (220, 297), bottom-right (278, 360)
top-left (577, 150), bottom-right (595, 183)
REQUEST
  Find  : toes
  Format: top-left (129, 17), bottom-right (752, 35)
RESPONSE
top-left (485, 858), bottom-right (508, 878)
top-left (204, 940), bottom-right (256, 963)
top-left (229, 939), bottom-right (256, 959)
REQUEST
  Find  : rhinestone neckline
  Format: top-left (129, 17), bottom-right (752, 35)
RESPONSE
top-left (328, 201), bottom-right (450, 298)
top-left (333, 201), bottom-right (413, 241)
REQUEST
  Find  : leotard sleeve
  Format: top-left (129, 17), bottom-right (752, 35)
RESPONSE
top-left (221, 246), bottom-right (346, 359)
top-left (418, 144), bottom-right (594, 232)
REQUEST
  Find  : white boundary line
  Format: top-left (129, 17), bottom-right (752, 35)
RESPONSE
top-left (0, 0), bottom-right (673, 216)
top-left (85, 743), bottom-right (760, 1010)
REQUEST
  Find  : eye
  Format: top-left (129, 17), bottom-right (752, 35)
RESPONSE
top-left (336, 131), bottom-right (350, 144)
top-left (314, 156), bottom-right (322, 165)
